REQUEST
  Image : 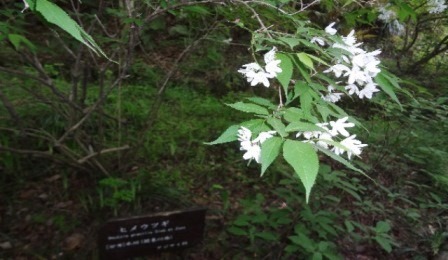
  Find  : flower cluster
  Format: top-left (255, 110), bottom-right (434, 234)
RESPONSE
top-left (296, 117), bottom-right (367, 159)
top-left (238, 47), bottom-right (282, 88)
top-left (428, 0), bottom-right (447, 14)
top-left (378, 4), bottom-right (396, 23)
top-left (377, 5), bottom-right (405, 36)
top-left (322, 27), bottom-right (381, 101)
top-left (237, 127), bottom-right (276, 163)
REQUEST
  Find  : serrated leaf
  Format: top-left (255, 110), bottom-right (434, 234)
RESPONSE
top-left (375, 72), bottom-right (401, 108)
top-left (267, 117), bottom-right (287, 137)
top-left (283, 107), bottom-right (304, 122)
top-left (283, 140), bottom-right (319, 203)
top-left (276, 53), bottom-right (293, 94)
top-left (261, 137), bottom-right (283, 176)
top-left (279, 37), bottom-right (301, 49)
top-left (226, 102), bottom-right (269, 115)
top-left (205, 125), bottom-right (239, 145)
top-left (297, 52), bottom-right (314, 70)
top-left (246, 97), bottom-right (277, 110)
top-left (306, 53), bottom-right (329, 66)
top-left (295, 82), bottom-right (313, 117)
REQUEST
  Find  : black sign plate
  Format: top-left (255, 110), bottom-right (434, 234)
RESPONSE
top-left (98, 208), bottom-right (206, 259)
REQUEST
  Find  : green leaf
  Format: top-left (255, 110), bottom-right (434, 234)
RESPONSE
top-left (297, 52), bottom-right (314, 70)
top-left (267, 117), bottom-right (287, 137)
top-left (255, 231), bottom-right (278, 241)
top-left (295, 58), bottom-right (312, 83)
top-left (7, 34), bottom-right (36, 51)
top-left (314, 145), bottom-right (364, 174)
top-left (375, 72), bottom-right (401, 108)
top-left (283, 140), bottom-right (319, 203)
top-left (261, 137), bottom-right (283, 176)
top-left (279, 37), bottom-right (301, 49)
top-left (289, 233), bottom-right (315, 251)
top-left (204, 125), bottom-right (239, 145)
top-left (276, 53), bottom-right (293, 94)
top-left (246, 97), bottom-right (277, 110)
top-left (306, 53), bottom-right (329, 66)
top-left (226, 102), bottom-right (269, 115)
top-left (227, 226), bottom-right (248, 236)
top-left (374, 236), bottom-right (393, 253)
top-left (295, 82), bottom-right (313, 117)
top-left (283, 107), bottom-right (304, 122)
top-left (27, 0), bottom-right (110, 60)
top-left (375, 221), bottom-right (391, 233)
top-left (285, 122), bottom-right (323, 133)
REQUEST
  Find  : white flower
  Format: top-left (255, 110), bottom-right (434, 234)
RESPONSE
top-left (358, 81), bottom-right (380, 99)
top-left (325, 22), bottom-right (337, 35)
top-left (329, 117), bottom-right (355, 137)
top-left (238, 63), bottom-right (271, 87)
top-left (238, 126), bottom-right (252, 142)
top-left (264, 47), bottom-right (282, 77)
top-left (322, 85), bottom-right (344, 103)
top-left (238, 47), bottom-right (282, 87)
top-left (324, 64), bottom-right (350, 78)
top-left (243, 144), bottom-right (262, 163)
top-left (253, 131), bottom-right (277, 143)
top-left (345, 84), bottom-right (360, 96)
top-left (237, 127), bottom-right (276, 163)
top-left (346, 66), bottom-right (367, 85)
top-left (316, 132), bottom-right (333, 149)
top-left (333, 135), bottom-right (367, 159)
top-left (264, 47), bottom-right (277, 64)
top-left (311, 37), bottom-right (325, 46)
top-left (22, 0), bottom-right (29, 12)
top-left (265, 59), bottom-right (282, 77)
top-left (342, 30), bottom-right (357, 46)
top-left (427, 0), bottom-right (447, 14)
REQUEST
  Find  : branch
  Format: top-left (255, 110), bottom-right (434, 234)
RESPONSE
top-left (77, 145), bottom-right (130, 164)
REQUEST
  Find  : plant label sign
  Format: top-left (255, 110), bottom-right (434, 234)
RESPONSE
top-left (98, 207), bottom-right (206, 259)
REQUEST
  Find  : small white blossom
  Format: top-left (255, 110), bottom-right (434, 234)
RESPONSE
top-left (238, 63), bottom-right (271, 87)
top-left (342, 30), bottom-right (357, 46)
top-left (311, 37), bottom-right (325, 46)
top-left (237, 127), bottom-right (276, 163)
top-left (22, 0), bottom-right (29, 13)
top-left (265, 59), bottom-right (282, 77)
top-left (427, 0), bottom-right (447, 14)
top-left (324, 64), bottom-right (351, 78)
top-left (325, 22), bottom-right (337, 35)
top-left (322, 85), bottom-right (344, 103)
top-left (346, 66), bottom-right (367, 85)
top-left (238, 47), bottom-right (282, 88)
top-left (253, 131), bottom-right (277, 143)
top-left (333, 135), bottom-right (367, 159)
top-left (358, 81), bottom-right (380, 99)
top-left (345, 84), bottom-right (360, 96)
top-left (264, 47), bottom-right (282, 77)
top-left (329, 117), bottom-right (355, 137)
